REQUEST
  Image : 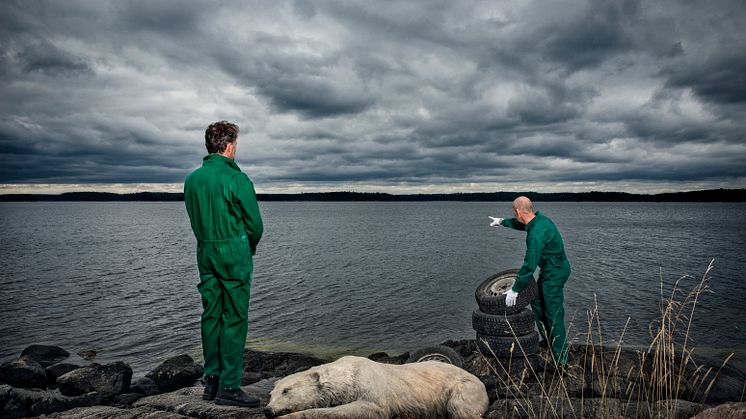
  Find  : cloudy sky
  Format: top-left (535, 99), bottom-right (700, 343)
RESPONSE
top-left (1, 0), bottom-right (745, 194)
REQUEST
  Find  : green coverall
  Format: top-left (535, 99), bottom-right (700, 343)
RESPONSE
top-left (184, 154), bottom-right (263, 390)
top-left (502, 212), bottom-right (571, 365)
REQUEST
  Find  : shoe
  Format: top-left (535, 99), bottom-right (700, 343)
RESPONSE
top-left (202, 375), bottom-right (219, 401)
top-left (215, 388), bottom-right (260, 408)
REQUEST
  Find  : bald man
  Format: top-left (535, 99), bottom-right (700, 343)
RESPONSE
top-left (489, 196), bottom-right (571, 366)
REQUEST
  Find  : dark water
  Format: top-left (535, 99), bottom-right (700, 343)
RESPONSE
top-left (1, 201), bottom-right (745, 375)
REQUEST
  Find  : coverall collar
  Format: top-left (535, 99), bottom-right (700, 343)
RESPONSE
top-left (525, 211), bottom-right (542, 231)
top-left (202, 153), bottom-right (240, 171)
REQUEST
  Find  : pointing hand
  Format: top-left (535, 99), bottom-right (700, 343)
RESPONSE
top-left (489, 216), bottom-right (504, 227)
top-left (505, 289), bottom-right (518, 307)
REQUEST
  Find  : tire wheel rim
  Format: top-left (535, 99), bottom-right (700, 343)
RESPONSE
top-left (488, 277), bottom-right (516, 296)
top-left (416, 354), bottom-right (452, 364)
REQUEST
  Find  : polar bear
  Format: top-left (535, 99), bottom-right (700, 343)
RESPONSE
top-left (264, 355), bottom-right (488, 419)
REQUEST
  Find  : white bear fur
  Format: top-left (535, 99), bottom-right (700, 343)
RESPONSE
top-left (265, 355), bottom-right (488, 418)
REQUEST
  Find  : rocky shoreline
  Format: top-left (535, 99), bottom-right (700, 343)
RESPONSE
top-left (1, 341), bottom-right (744, 418)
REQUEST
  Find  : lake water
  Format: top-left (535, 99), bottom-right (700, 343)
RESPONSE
top-left (1, 201), bottom-right (745, 375)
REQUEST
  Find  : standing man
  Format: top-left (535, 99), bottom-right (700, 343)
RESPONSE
top-left (184, 121), bottom-right (263, 407)
top-left (489, 196), bottom-right (571, 366)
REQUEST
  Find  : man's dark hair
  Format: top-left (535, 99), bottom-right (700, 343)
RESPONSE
top-left (205, 121), bottom-right (239, 154)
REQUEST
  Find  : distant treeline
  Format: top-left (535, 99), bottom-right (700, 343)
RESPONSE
top-left (1, 189), bottom-right (745, 202)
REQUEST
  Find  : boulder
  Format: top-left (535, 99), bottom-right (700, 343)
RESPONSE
top-left (0, 356), bottom-right (48, 388)
top-left (0, 384), bottom-right (109, 417)
top-left (243, 348), bottom-right (328, 379)
top-left (20, 345), bottom-right (70, 367)
top-left (145, 354), bottom-right (203, 392)
top-left (57, 361), bottom-right (132, 396)
top-left (692, 402), bottom-right (746, 419)
top-left (130, 376), bottom-right (160, 395)
top-left (45, 363), bottom-right (81, 385)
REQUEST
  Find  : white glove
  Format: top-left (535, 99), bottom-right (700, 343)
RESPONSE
top-left (505, 289), bottom-right (518, 307)
top-left (488, 216), bottom-right (504, 227)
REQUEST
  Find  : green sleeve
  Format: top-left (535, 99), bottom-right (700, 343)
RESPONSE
top-left (513, 231), bottom-right (545, 292)
top-left (233, 173), bottom-right (263, 255)
top-left (501, 217), bottom-right (526, 231)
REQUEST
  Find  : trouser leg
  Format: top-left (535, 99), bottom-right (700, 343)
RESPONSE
top-left (217, 275), bottom-right (252, 390)
top-left (531, 287), bottom-right (550, 342)
top-left (198, 273), bottom-right (222, 377)
top-left (543, 281), bottom-right (569, 365)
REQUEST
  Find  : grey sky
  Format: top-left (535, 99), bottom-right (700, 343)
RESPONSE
top-left (1, 0), bottom-right (745, 194)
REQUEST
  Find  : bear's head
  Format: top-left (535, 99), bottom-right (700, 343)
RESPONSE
top-left (265, 369), bottom-right (327, 417)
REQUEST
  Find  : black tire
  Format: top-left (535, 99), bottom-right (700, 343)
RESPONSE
top-left (472, 308), bottom-right (535, 336)
top-left (475, 269), bottom-right (538, 315)
top-left (406, 345), bottom-right (464, 368)
top-left (475, 331), bottom-right (540, 357)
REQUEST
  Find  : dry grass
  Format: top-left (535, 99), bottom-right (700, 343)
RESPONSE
top-left (477, 259), bottom-right (737, 418)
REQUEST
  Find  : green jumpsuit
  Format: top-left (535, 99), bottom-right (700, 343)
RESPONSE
top-left (502, 212), bottom-right (571, 365)
top-left (184, 154), bottom-right (263, 390)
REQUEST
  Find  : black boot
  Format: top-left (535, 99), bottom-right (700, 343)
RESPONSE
top-left (215, 388), bottom-right (260, 408)
top-left (202, 375), bottom-right (219, 401)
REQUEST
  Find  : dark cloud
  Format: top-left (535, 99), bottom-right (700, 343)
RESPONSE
top-left (0, 0), bottom-right (745, 192)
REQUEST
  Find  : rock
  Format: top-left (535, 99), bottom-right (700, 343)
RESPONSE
top-left (368, 351), bottom-right (409, 365)
top-left (649, 399), bottom-right (706, 419)
top-left (243, 348), bottom-right (328, 379)
top-left (111, 392), bottom-right (144, 406)
top-left (145, 354), bottom-right (203, 392)
top-left (20, 345), bottom-right (70, 367)
top-left (692, 402), bottom-right (746, 419)
top-left (134, 385), bottom-right (267, 418)
top-left (0, 385), bottom-right (110, 417)
top-left (0, 356), bottom-right (48, 388)
top-left (77, 349), bottom-right (97, 361)
top-left (242, 370), bottom-right (264, 385)
top-left (686, 354), bottom-right (746, 403)
top-left (440, 339), bottom-right (477, 359)
top-left (131, 376), bottom-right (160, 395)
top-left (39, 405), bottom-right (188, 418)
top-left (57, 361), bottom-right (132, 396)
top-left (45, 363), bottom-right (81, 385)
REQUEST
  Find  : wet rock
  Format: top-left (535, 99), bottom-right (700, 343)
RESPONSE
top-left (20, 345), bottom-right (70, 368)
top-left (111, 392), bottom-right (144, 406)
top-left (145, 354), bottom-right (203, 392)
top-left (0, 385), bottom-right (109, 417)
top-left (39, 405), bottom-right (188, 418)
top-left (0, 356), bottom-right (48, 388)
top-left (242, 370), bottom-right (264, 385)
top-left (134, 385), bottom-right (267, 418)
top-left (77, 349), bottom-right (97, 361)
top-left (57, 361), bottom-right (132, 396)
top-left (692, 402), bottom-right (746, 419)
top-left (45, 363), bottom-right (81, 385)
top-left (131, 376), bottom-right (160, 395)
top-left (243, 348), bottom-right (328, 379)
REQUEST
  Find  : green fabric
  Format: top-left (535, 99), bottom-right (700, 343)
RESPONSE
top-left (501, 211), bottom-right (570, 365)
top-left (184, 153), bottom-right (263, 390)
top-left (531, 275), bottom-right (569, 365)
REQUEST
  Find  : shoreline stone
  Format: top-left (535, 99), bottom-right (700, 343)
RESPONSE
top-left (57, 362), bottom-right (132, 397)
top-left (2, 342), bottom-right (744, 418)
top-left (144, 354), bottom-right (203, 393)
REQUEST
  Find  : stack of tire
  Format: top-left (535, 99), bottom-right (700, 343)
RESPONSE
top-left (473, 269), bottom-right (540, 374)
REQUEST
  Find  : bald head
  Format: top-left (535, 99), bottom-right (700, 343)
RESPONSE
top-left (512, 196), bottom-right (534, 214)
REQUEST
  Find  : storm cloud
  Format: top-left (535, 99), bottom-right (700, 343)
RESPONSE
top-left (1, 0), bottom-right (745, 193)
